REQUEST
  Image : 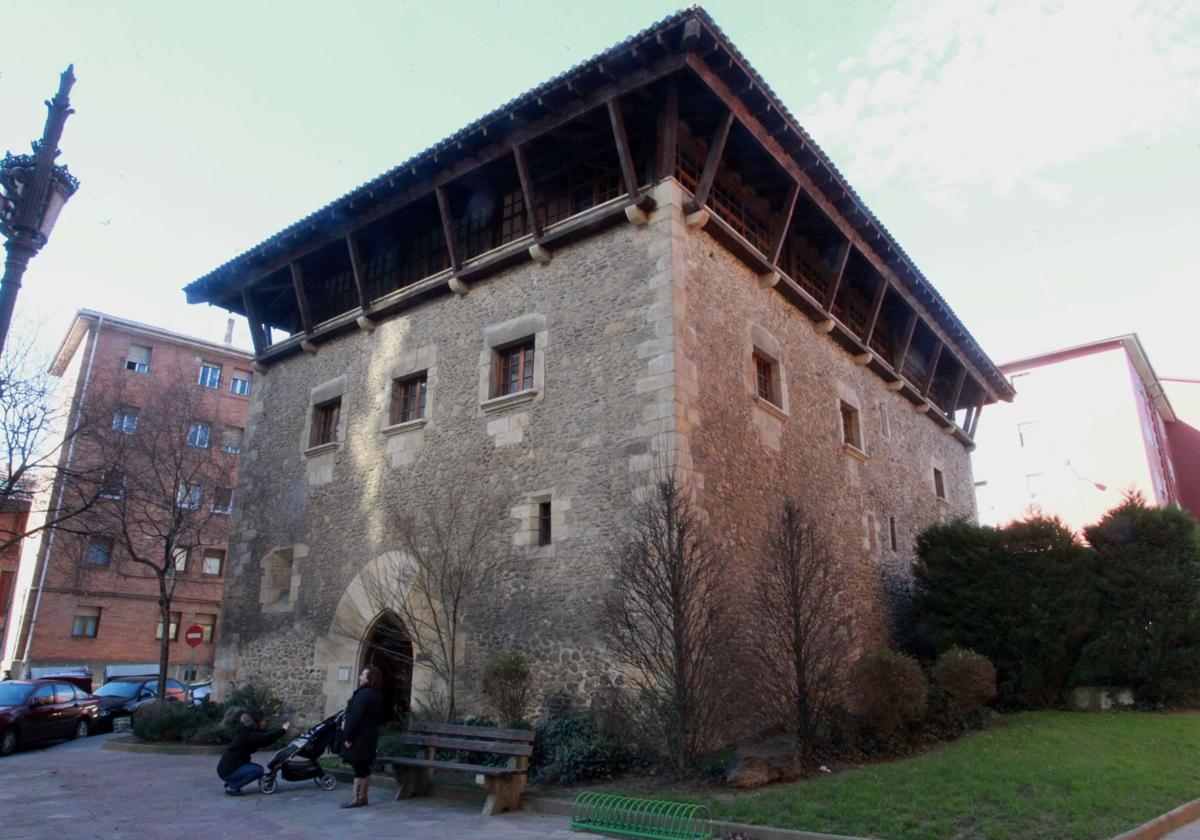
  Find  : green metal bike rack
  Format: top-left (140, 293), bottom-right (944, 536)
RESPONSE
top-left (570, 792), bottom-right (712, 840)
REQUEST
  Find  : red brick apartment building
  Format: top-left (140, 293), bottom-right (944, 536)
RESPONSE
top-left (0, 498), bottom-right (32, 666)
top-left (2, 311), bottom-right (252, 682)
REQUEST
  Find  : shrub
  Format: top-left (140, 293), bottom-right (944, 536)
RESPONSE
top-left (851, 651), bottom-right (927, 737)
top-left (186, 723), bottom-right (234, 745)
top-left (133, 701), bottom-right (212, 742)
top-left (481, 651), bottom-right (533, 725)
top-left (531, 708), bottom-right (633, 784)
top-left (225, 683), bottom-right (286, 720)
top-left (932, 648), bottom-right (997, 720)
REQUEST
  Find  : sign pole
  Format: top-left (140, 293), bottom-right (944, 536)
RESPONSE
top-left (183, 624), bottom-right (204, 702)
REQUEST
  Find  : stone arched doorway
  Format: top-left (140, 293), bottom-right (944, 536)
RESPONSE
top-left (360, 612), bottom-right (413, 725)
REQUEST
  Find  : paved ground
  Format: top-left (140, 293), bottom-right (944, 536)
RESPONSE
top-left (0, 733), bottom-right (575, 839)
top-left (1166, 820), bottom-right (1200, 839)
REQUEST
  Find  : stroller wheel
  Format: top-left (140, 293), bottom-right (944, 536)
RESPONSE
top-left (316, 773), bottom-right (337, 791)
top-left (259, 775), bottom-right (278, 795)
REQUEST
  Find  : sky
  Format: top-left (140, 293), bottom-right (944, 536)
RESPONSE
top-left (2, 0), bottom-right (1197, 383)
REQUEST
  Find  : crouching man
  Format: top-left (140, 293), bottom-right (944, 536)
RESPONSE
top-left (217, 709), bottom-right (290, 796)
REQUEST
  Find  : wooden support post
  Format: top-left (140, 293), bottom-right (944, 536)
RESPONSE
top-left (345, 234), bottom-right (370, 311)
top-left (687, 109), bottom-right (734, 213)
top-left (512, 144), bottom-right (543, 241)
top-left (290, 261), bottom-right (314, 334)
top-left (947, 368), bottom-right (969, 418)
top-left (241, 289), bottom-right (267, 355)
top-left (823, 240), bottom-right (852, 312)
top-left (863, 277), bottom-right (889, 346)
top-left (607, 98), bottom-right (643, 206)
top-left (435, 186), bottom-right (462, 274)
top-left (921, 340), bottom-right (944, 398)
top-left (895, 311), bottom-right (918, 374)
top-left (657, 76), bottom-right (679, 181)
top-left (967, 401), bottom-right (984, 438)
top-left (767, 179), bottom-right (800, 267)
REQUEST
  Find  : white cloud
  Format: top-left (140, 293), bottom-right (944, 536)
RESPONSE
top-left (805, 0), bottom-right (1200, 202)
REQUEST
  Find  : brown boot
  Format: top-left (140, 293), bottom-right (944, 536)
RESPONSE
top-left (340, 778), bottom-right (366, 808)
top-left (360, 776), bottom-right (370, 806)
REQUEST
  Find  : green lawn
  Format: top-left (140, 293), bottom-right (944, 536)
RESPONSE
top-left (577, 712), bottom-right (1200, 840)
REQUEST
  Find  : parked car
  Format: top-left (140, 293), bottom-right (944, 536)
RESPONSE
top-left (92, 677), bottom-right (187, 731)
top-left (189, 680), bottom-right (212, 705)
top-left (0, 679), bottom-right (100, 756)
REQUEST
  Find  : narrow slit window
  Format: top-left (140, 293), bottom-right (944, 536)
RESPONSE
top-left (311, 398), bottom-right (342, 447)
top-left (390, 373), bottom-right (428, 425)
top-left (889, 516), bottom-right (898, 552)
top-left (537, 501), bottom-right (552, 546)
top-left (495, 339), bottom-right (535, 397)
top-left (934, 468), bottom-right (947, 500)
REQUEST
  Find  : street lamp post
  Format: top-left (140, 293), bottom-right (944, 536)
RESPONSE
top-left (0, 65), bottom-right (80, 359)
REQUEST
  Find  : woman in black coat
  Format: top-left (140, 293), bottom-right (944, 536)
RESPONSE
top-left (339, 664), bottom-right (383, 808)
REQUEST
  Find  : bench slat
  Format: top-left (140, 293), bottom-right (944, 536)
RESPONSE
top-left (408, 721), bottom-right (535, 742)
top-left (402, 733), bottom-right (533, 757)
top-left (378, 756), bottom-right (523, 776)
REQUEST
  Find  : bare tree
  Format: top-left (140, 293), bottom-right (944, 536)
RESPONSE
top-left (604, 474), bottom-right (727, 777)
top-left (359, 488), bottom-right (508, 721)
top-left (750, 499), bottom-right (849, 761)
top-left (85, 371), bottom-right (233, 700)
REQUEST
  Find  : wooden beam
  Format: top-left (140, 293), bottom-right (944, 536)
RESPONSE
top-left (345, 234), bottom-right (370, 310)
top-left (823, 240), bottom-right (852, 312)
top-left (863, 276), bottom-right (889, 346)
top-left (947, 367), bottom-right (969, 415)
top-left (657, 76), bottom-right (679, 181)
top-left (921, 339), bottom-right (944, 397)
top-left (607, 98), bottom-right (642, 204)
top-left (241, 289), bottom-right (267, 354)
top-left (895, 310), bottom-right (918, 373)
top-left (512, 144), bottom-right (543, 241)
top-left (967, 401), bottom-right (984, 438)
top-left (688, 109), bottom-right (735, 213)
top-left (766, 179), bottom-right (800, 267)
top-left (434, 186), bottom-right (461, 273)
top-left (680, 16), bottom-right (702, 50)
top-left (290, 261), bottom-right (314, 334)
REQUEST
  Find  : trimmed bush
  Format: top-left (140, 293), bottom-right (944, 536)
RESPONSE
top-left (186, 723), bottom-right (234, 745)
top-left (932, 648), bottom-right (997, 720)
top-left (531, 708), bottom-right (634, 784)
top-left (481, 651), bottom-right (533, 725)
top-left (225, 683), bottom-right (286, 719)
top-left (851, 651), bottom-right (927, 737)
top-left (133, 701), bottom-right (212, 742)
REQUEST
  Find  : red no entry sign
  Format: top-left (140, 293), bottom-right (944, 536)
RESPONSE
top-left (184, 625), bottom-right (204, 647)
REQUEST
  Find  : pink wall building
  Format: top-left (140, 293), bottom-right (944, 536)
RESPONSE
top-left (973, 335), bottom-right (1199, 533)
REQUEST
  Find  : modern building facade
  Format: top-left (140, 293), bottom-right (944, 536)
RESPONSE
top-left (185, 9), bottom-right (1012, 721)
top-left (973, 334), bottom-right (1198, 533)
top-left (2, 311), bottom-right (253, 682)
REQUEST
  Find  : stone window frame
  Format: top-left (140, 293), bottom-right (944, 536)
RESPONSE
top-left (302, 375), bottom-right (349, 456)
top-left (746, 324), bottom-right (789, 419)
top-left (836, 384), bottom-right (868, 462)
top-left (379, 345), bottom-right (437, 437)
top-left (512, 488), bottom-right (568, 550)
top-left (931, 461), bottom-right (948, 502)
top-left (260, 545), bottom-right (305, 614)
top-left (479, 313), bottom-right (547, 415)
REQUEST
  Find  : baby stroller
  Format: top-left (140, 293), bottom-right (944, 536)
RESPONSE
top-left (259, 711), bottom-right (343, 794)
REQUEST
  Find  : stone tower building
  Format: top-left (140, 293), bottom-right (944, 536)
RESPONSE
top-left (186, 9), bottom-right (1013, 721)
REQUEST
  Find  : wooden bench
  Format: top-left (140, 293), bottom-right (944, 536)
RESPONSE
top-left (377, 721), bottom-right (535, 816)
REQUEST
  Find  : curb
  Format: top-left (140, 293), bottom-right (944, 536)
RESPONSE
top-left (101, 735), bottom-right (225, 755)
top-left (1110, 797), bottom-right (1200, 840)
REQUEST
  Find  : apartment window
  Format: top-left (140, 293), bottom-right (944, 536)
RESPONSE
top-left (934, 468), bottom-right (947, 501)
top-left (100, 470), bottom-right (125, 500)
top-left (212, 487), bottom-right (233, 515)
top-left (889, 516), bottom-right (898, 552)
top-left (172, 546), bottom-right (188, 573)
top-left (112, 407), bottom-right (139, 435)
top-left (230, 372), bottom-right (252, 396)
top-left (187, 422), bottom-right (211, 448)
top-left (538, 501), bottom-right (552, 546)
top-left (310, 398), bottom-right (341, 447)
top-left (198, 363), bottom-right (222, 389)
top-left (840, 401), bottom-right (863, 451)
top-left (753, 353), bottom-right (775, 405)
top-left (156, 611), bottom-right (182, 641)
top-left (87, 536), bottom-right (113, 566)
top-left (196, 613), bottom-right (216, 643)
top-left (177, 483), bottom-right (202, 510)
top-left (124, 345), bottom-right (151, 373)
top-left (390, 373), bottom-right (428, 425)
top-left (202, 549), bottom-right (225, 576)
top-left (72, 607), bottom-right (100, 638)
top-left (220, 426), bottom-right (244, 454)
top-left (495, 339), bottom-right (535, 397)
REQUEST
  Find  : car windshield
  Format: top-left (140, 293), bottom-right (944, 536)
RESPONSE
top-left (0, 684), bottom-right (34, 706)
top-left (94, 681), bottom-right (141, 698)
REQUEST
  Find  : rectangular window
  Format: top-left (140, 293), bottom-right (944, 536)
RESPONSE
top-left (173, 546), bottom-right (188, 572)
top-left (198, 363), bottom-right (222, 389)
top-left (889, 516), bottom-right (898, 552)
top-left (125, 345), bottom-right (151, 373)
top-left (187, 422), bottom-right (211, 448)
top-left (220, 426), bottom-right (244, 454)
top-left (230, 372), bottom-right (252, 396)
top-left (934, 468), bottom-right (947, 500)
top-left (390, 373), bottom-right (428, 425)
top-left (177, 483), bottom-right (202, 510)
top-left (196, 613), bottom-right (216, 643)
top-left (202, 549), bottom-right (225, 576)
top-left (72, 607), bottom-right (100, 638)
top-left (87, 536), bottom-right (113, 566)
top-left (212, 487), bottom-right (233, 515)
top-left (310, 398), bottom-right (341, 447)
top-left (753, 353), bottom-right (775, 404)
top-left (156, 611), bottom-right (182, 641)
top-left (495, 340), bottom-right (535, 397)
top-left (538, 501), bottom-right (552, 546)
top-left (841, 401), bottom-right (863, 450)
top-left (100, 471), bottom-right (125, 500)
top-left (112, 407), bottom-right (139, 435)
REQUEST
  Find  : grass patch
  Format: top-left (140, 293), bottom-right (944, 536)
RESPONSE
top-left (558, 712), bottom-right (1200, 840)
